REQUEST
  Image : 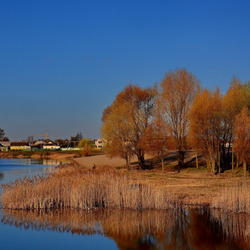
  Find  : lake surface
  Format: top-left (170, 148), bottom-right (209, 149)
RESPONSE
top-left (0, 159), bottom-right (249, 250)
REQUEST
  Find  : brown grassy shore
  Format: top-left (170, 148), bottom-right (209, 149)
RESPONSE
top-left (1, 160), bottom-right (249, 213)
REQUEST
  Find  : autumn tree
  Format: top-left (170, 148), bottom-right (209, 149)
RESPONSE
top-left (189, 88), bottom-right (222, 174)
top-left (101, 84), bottom-right (155, 169)
top-left (233, 108), bottom-right (250, 177)
top-left (159, 68), bottom-right (200, 170)
top-left (141, 93), bottom-right (175, 171)
top-left (142, 116), bottom-right (169, 171)
top-left (221, 77), bottom-right (249, 170)
top-left (102, 100), bottom-right (134, 167)
top-left (187, 133), bottom-right (202, 169)
top-left (78, 138), bottom-right (92, 148)
top-left (242, 81), bottom-right (250, 110)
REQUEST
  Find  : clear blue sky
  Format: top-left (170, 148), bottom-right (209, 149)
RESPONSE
top-left (1, 0), bottom-right (249, 141)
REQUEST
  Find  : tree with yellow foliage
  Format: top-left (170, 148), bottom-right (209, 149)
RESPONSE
top-left (101, 84), bottom-right (156, 169)
top-left (221, 77), bottom-right (249, 170)
top-left (159, 68), bottom-right (200, 171)
top-left (233, 107), bottom-right (250, 177)
top-left (141, 110), bottom-right (170, 171)
top-left (101, 101), bottom-right (134, 167)
top-left (189, 88), bottom-right (222, 173)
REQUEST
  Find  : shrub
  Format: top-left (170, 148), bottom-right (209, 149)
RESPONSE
top-left (82, 144), bottom-right (92, 157)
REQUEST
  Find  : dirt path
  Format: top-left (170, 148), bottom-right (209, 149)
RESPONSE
top-left (74, 155), bottom-right (137, 167)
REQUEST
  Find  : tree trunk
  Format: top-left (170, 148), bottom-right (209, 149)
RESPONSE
top-left (161, 157), bottom-right (164, 171)
top-left (126, 155), bottom-right (131, 170)
top-left (158, 153), bottom-right (161, 169)
top-left (236, 153), bottom-right (239, 168)
top-left (126, 155), bottom-right (129, 168)
top-left (243, 160), bottom-right (247, 178)
top-left (221, 143), bottom-right (226, 171)
top-left (177, 150), bottom-right (185, 172)
top-left (207, 160), bottom-right (211, 171)
top-left (195, 152), bottom-right (199, 169)
top-left (211, 160), bottom-right (216, 174)
top-left (218, 149), bottom-right (221, 173)
top-left (138, 153), bottom-right (146, 170)
top-left (226, 142), bottom-right (231, 170)
top-left (232, 147), bottom-right (234, 172)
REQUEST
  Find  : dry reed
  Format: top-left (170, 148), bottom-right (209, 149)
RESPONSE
top-left (1, 164), bottom-right (177, 210)
top-left (2, 164), bottom-right (249, 214)
top-left (211, 181), bottom-right (250, 213)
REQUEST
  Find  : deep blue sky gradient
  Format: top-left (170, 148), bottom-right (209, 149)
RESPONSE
top-left (1, 0), bottom-right (249, 140)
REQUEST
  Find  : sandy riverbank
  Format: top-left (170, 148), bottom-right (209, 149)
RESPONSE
top-left (0, 150), bottom-right (195, 168)
top-left (0, 151), bottom-right (152, 167)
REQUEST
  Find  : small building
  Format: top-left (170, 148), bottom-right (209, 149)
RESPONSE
top-left (10, 142), bottom-right (31, 151)
top-left (0, 141), bottom-right (11, 151)
top-left (224, 141), bottom-right (233, 149)
top-left (95, 138), bottom-right (106, 150)
top-left (31, 140), bottom-right (46, 150)
top-left (43, 141), bottom-right (60, 150)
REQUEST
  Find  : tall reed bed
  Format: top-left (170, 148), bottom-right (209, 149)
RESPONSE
top-left (1, 165), bottom-right (177, 210)
top-left (211, 181), bottom-right (250, 213)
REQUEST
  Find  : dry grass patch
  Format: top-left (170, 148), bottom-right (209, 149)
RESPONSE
top-left (1, 164), bottom-right (249, 213)
top-left (211, 181), bottom-right (250, 213)
top-left (1, 164), bottom-right (178, 210)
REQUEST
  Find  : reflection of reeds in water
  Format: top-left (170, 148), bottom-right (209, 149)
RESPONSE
top-left (2, 207), bottom-right (249, 249)
top-left (1, 208), bottom-right (175, 238)
top-left (210, 209), bottom-right (250, 247)
top-left (211, 182), bottom-right (250, 213)
top-left (1, 165), bottom-right (177, 210)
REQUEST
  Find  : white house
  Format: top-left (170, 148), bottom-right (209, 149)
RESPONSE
top-left (43, 142), bottom-right (60, 150)
top-left (95, 138), bottom-right (106, 149)
top-left (0, 141), bottom-right (11, 151)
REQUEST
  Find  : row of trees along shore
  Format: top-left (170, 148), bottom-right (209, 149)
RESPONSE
top-left (101, 68), bottom-right (249, 175)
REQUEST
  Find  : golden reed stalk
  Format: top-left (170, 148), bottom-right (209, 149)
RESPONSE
top-left (211, 182), bottom-right (250, 213)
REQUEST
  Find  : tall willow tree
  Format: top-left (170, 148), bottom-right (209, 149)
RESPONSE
top-left (101, 84), bottom-right (156, 169)
top-left (159, 69), bottom-right (200, 170)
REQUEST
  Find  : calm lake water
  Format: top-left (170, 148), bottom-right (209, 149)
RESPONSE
top-left (0, 159), bottom-right (249, 250)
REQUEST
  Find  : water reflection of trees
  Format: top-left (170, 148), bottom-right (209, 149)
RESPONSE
top-left (210, 209), bottom-right (249, 249)
top-left (1, 208), bottom-right (248, 249)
